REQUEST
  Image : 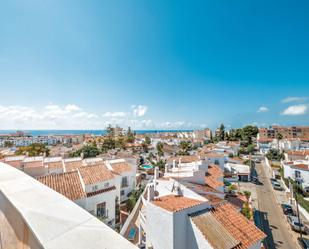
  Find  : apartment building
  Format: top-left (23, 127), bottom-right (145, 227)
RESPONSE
top-left (258, 126), bottom-right (309, 141)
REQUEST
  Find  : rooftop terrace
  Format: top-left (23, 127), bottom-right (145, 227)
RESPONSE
top-left (0, 162), bottom-right (136, 249)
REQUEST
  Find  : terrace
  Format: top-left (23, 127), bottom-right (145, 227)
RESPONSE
top-left (0, 162), bottom-right (136, 249)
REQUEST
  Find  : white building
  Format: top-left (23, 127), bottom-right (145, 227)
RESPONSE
top-left (37, 163), bottom-right (118, 227)
top-left (224, 163), bottom-right (251, 182)
top-left (106, 159), bottom-right (136, 202)
top-left (205, 153), bottom-right (227, 170)
top-left (121, 168), bottom-right (265, 249)
top-left (282, 160), bottom-right (309, 191)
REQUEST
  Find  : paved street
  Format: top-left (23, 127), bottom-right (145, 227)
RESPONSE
top-left (254, 162), bottom-right (300, 249)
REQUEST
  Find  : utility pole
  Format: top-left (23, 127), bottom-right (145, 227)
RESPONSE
top-left (294, 193), bottom-right (303, 239)
top-left (294, 187), bottom-right (303, 239)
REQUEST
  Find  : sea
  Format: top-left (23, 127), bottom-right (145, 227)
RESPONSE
top-left (0, 130), bottom-right (193, 136)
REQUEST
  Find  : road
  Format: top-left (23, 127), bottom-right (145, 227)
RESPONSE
top-left (254, 162), bottom-right (299, 249)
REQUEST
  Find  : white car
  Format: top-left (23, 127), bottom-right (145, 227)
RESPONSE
top-left (287, 215), bottom-right (307, 234)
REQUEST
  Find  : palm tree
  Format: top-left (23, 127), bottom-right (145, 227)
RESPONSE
top-left (276, 132), bottom-right (283, 151)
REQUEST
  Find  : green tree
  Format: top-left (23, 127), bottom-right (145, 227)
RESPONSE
top-left (15, 143), bottom-right (50, 157)
top-left (141, 141), bottom-right (149, 153)
top-left (219, 123), bottom-right (225, 141)
top-left (242, 125), bottom-right (258, 144)
top-left (276, 132), bottom-right (283, 150)
top-left (145, 136), bottom-right (151, 145)
top-left (266, 148), bottom-right (284, 161)
top-left (126, 126), bottom-right (135, 143)
top-left (4, 141), bottom-right (14, 148)
top-left (179, 141), bottom-right (192, 155)
top-left (156, 142), bottom-right (164, 158)
top-left (70, 144), bottom-right (100, 158)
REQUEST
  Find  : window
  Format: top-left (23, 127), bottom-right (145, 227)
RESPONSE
top-left (121, 177), bottom-right (128, 188)
top-left (104, 182), bottom-right (109, 188)
top-left (120, 190), bottom-right (125, 196)
top-left (97, 202), bottom-right (106, 218)
top-left (92, 185), bottom-right (98, 191)
top-left (295, 170), bottom-right (301, 178)
top-left (214, 159), bottom-right (219, 165)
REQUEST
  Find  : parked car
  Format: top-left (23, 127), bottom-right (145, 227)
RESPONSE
top-left (273, 182), bottom-right (284, 191)
top-left (298, 237), bottom-right (309, 249)
top-left (287, 215), bottom-right (307, 234)
top-left (270, 178), bottom-right (278, 184)
top-left (281, 204), bottom-right (295, 215)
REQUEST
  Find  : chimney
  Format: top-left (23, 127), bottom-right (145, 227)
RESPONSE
top-left (147, 184), bottom-right (155, 201)
top-left (154, 167), bottom-right (159, 191)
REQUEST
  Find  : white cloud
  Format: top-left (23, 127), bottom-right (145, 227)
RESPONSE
top-left (257, 106), bottom-right (269, 113)
top-left (103, 111), bottom-right (127, 117)
top-left (65, 104), bottom-right (81, 112)
top-left (132, 105), bottom-right (148, 117)
top-left (281, 104), bottom-right (308, 115)
top-left (0, 103), bottom-right (202, 129)
top-left (281, 97), bottom-right (308, 103)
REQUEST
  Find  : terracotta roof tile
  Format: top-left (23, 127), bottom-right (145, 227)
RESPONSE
top-left (79, 164), bottom-right (114, 185)
top-left (37, 171), bottom-right (86, 201)
top-left (291, 163), bottom-right (309, 171)
top-left (64, 160), bottom-right (83, 172)
top-left (110, 162), bottom-right (132, 174)
top-left (24, 161), bottom-right (43, 169)
top-left (168, 155), bottom-right (200, 163)
top-left (45, 161), bottom-right (64, 170)
top-left (204, 164), bottom-right (224, 189)
top-left (206, 153), bottom-right (226, 158)
top-left (152, 195), bottom-right (204, 212)
top-left (211, 202), bottom-right (266, 249)
top-left (191, 211), bottom-right (240, 249)
top-left (86, 186), bottom-right (116, 197)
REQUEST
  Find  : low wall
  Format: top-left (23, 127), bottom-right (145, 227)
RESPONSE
top-left (0, 162), bottom-right (137, 249)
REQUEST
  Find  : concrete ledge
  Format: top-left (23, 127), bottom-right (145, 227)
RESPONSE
top-left (0, 162), bottom-right (136, 249)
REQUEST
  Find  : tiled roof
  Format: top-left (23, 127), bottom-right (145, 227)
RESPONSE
top-left (64, 160), bottom-right (83, 172)
top-left (291, 163), bottom-right (309, 171)
top-left (86, 186), bottom-right (116, 197)
top-left (110, 162), bottom-right (132, 174)
top-left (45, 161), bottom-right (64, 170)
top-left (79, 164), bottom-right (114, 185)
top-left (211, 202), bottom-right (266, 249)
top-left (181, 181), bottom-right (224, 196)
top-left (24, 161), bottom-right (43, 169)
top-left (287, 150), bottom-right (309, 156)
top-left (225, 195), bottom-right (247, 210)
top-left (205, 164), bottom-right (224, 189)
top-left (191, 211), bottom-right (240, 249)
top-left (37, 171), bottom-right (86, 201)
top-left (206, 153), bottom-right (226, 158)
top-left (151, 195), bottom-right (204, 212)
top-left (168, 155), bottom-right (200, 163)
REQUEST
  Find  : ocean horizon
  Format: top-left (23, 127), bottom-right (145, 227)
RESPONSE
top-left (0, 129), bottom-right (193, 136)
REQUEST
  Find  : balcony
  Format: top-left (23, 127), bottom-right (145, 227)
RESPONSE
top-left (0, 162), bottom-right (136, 249)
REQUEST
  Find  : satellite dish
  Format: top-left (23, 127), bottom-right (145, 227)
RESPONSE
top-left (154, 190), bottom-right (159, 197)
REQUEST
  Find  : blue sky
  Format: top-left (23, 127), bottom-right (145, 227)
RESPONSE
top-left (0, 0), bottom-right (308, 130)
